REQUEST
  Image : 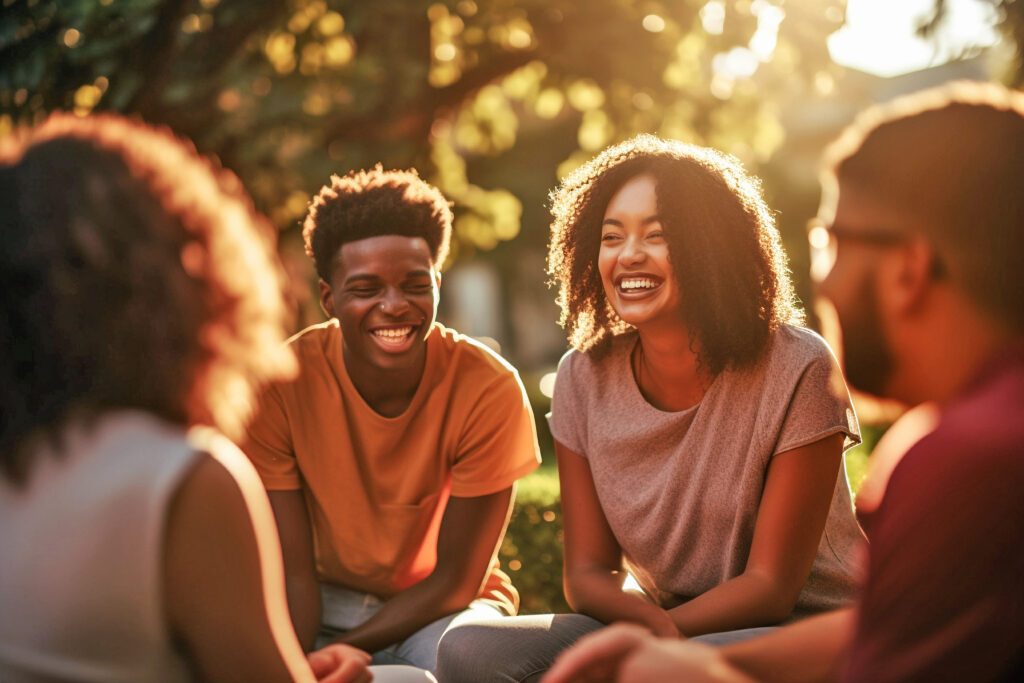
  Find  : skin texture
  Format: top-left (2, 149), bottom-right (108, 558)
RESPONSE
top-left (558, 174), bottom-right (847, 639)
top-left (274, 234), bottom-right (519, 653)
top-left (319, 234), bottom-right (441, 417)
top-left (163, 443), bottom-right (370, 682)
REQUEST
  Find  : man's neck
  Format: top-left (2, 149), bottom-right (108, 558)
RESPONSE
top-left (343, 345), bottom-right (427, 418)
top-left (896, 297), bottom-right (1017, 406)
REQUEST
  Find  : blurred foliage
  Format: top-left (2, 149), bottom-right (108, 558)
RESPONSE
top-left (0, 0), bottom-right (847, 260)
top-left (926, 0), bottom-right (1024, 86)
top-left (500, 467), bottom-right (567, 615)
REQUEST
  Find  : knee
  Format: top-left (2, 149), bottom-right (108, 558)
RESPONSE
top-left (437, 621), bottom-right (523, 683)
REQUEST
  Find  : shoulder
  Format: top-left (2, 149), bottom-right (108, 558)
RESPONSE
top-left (433, 323), bottom-right (525, 393)
top-left (766, 324), bottom-right (837, 367)
top-left (748, 324), bottom-right (841, 387)
top-left (555, 333), bottom-right (633, 386)
top-left (911, 364), bottom-right (1024, 484)
top-left (285, 319), bottom-right (337, 361)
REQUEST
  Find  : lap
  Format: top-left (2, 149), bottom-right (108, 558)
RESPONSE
top-left (316, 584), bottom-right (505, 673)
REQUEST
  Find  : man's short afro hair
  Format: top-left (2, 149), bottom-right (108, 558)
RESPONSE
top-left (303, 165), bottom-right (453, 280)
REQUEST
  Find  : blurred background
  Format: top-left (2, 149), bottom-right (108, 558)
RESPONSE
top-left (2, 0), bottom-right (1020, 612)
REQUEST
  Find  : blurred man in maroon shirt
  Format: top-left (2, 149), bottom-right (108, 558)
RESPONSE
top-left (543, 81), bottom-right (1024, 683)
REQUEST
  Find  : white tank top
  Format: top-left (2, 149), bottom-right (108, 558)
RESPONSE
top-left (0, 411), bottom-right (203, 682)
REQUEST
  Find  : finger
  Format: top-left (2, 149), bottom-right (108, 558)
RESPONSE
top-left (307, 650), bottom-right (337, 678)
top-left (317, 658), bottom-right (369, 683)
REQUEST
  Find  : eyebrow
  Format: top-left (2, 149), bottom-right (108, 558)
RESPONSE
top-left (601, 216), bottom-right (662, 227)
top-left (343, 269), bottom-right (434, 286)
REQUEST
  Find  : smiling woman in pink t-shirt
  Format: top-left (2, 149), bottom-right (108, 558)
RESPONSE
top-left (437, 135), bottom-right (864, 683)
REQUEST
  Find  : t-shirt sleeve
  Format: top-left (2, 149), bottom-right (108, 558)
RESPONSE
top-left (450, 371), bottom-right (541, 497)
top-left (843, 437), bottom-right (1024, 683)
top-left (773, 335), bottom-right (861, 456)
top-left (239, 383), bottom-right (303, 491)
top-left (547, 349), bottom-right (588, 456)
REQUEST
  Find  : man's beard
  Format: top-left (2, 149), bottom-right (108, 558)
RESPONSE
top-left (838, 273), bottom-right (895, 398)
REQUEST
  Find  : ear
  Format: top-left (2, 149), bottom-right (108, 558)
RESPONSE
top-left (319, 279), bottom-right (336, 318)
top-left (883, 237), bottom-right (938, 316)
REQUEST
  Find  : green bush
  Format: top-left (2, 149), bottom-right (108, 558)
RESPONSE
top-left (501, 467), bottom-right (569, 615)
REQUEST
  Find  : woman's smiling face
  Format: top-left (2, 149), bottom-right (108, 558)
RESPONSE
top-left (598, 173), bottom-right (683, 328)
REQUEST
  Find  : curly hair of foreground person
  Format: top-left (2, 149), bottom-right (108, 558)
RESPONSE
top-left (0, 113), bottom-right (296, 484)
top-left (547, 134), bottom-right (802, 374)
top-left (303, 164), bottom-right (453, 280)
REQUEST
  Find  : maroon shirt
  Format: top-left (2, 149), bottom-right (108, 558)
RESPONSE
top-left (844, 344), bottom-right (1024, 682)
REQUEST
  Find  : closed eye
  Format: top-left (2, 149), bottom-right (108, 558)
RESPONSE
top-left (404, 282), bottom-right (434, 293)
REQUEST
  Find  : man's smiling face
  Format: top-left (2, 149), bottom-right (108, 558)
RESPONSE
top-left (320, 234), bottom-right (440, 374)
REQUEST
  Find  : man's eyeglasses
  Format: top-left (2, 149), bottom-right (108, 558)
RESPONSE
top-left (806, 218), bottom-right (907, 282)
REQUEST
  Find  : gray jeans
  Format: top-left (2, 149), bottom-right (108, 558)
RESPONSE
top-left (315, 583), bottom-right (505, 674)
top-left (436, 613), bottom-right (776, 683)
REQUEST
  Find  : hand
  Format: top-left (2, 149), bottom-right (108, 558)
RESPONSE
top-left (307, 644), bottom-right (373, 683)
top-left (618, 638), bottom-right (754, 683)
top-left (542, 623), bottom-right (654, 683)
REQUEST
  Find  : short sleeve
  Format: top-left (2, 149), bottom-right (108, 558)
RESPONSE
top-left (547, 349), bottom-right (589, 456)
top-left (773, 336), bottom-right (861, 456)
top-left (239, 384), bottom-right (303, 491)
top-left (450, 372), bottom-right (541, 497)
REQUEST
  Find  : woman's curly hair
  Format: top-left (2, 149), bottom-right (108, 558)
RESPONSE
top-left (303, 165), bottom-right (453, 280)
top-left (548, 134), bottom-right (802, 374)
top-left (0, 113), bottom-right (296, 484)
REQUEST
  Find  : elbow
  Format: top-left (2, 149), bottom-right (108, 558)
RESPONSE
top-left (431, 570), bottom-right (482, 615)
top-left (761, 586), bottom-right (802, 625)
top-left (761, 596), bottom-right (798, 625)
top-left (562, 569), bottom-right (595, 614)
top-left (745, 570), bottom-right (802, 624)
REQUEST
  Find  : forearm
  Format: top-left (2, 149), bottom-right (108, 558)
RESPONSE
top-left (330, 573), bottom-right (477, 653)
top-left (721, 608), bottom-right (855, 683)
top-left (285, 572), bottom-right (323, 651)
top-left (567, 568), bottom-right (676, 635)
top-left (668, 571), bottom-right (796, 637)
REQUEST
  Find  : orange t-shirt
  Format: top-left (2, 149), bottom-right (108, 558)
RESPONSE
top-left (242, 320), bottom-right (541, 614)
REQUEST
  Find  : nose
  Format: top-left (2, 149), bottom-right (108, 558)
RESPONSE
top-left (379, 287), bottom-right (410, 317)
top-left (618, 234), bottom-right (646, 267)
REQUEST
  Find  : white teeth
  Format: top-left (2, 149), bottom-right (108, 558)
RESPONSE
top-left (372, 326), bottom-right (413, 340)
top-left (620, 278), bottom-right (658, 290)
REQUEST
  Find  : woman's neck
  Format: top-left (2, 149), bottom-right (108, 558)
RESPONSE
top-left (634, 326), bottom-right (714, 412)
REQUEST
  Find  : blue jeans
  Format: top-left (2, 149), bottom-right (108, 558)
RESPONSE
top-left (315, 583), bottom-right (506, 673)
top-left (436, 613), bottom-right (776, 683)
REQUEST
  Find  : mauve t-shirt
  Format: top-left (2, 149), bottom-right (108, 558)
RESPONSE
top-left (549, 324), bottom-right (863, 619)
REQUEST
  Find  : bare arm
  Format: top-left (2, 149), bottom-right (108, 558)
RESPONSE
top-left (163, 452), bottom-right (313, 683)
top-left (669, 433), bottom-right (845, 635)
top-left (267, 489), bottom-right (322, 651)
top-left (557, 440), bottom-right (678, 637)
top-left (330, 486), bottom-right (516, 652)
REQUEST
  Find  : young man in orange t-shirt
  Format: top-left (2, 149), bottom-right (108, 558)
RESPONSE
top-left (242, 167), bottom-right (541, 674)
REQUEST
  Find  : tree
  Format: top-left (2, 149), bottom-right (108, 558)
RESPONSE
top-left (1, 0), bottom-right (845, 256)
